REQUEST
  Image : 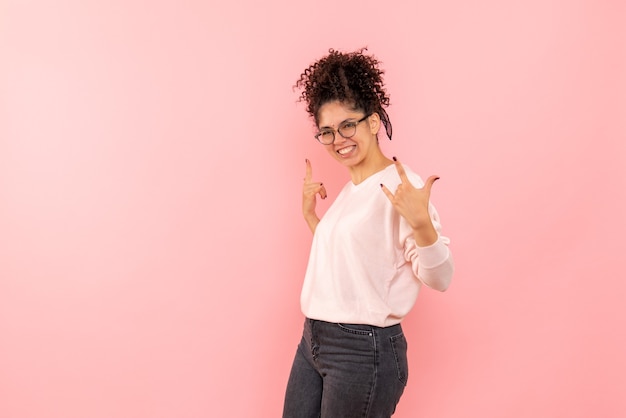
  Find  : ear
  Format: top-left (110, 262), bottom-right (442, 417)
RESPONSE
top-left (368, 112), bottom-right (381, 135)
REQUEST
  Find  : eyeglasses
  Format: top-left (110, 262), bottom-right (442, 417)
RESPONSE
top-left (314, 114), bottom-right (370, 145)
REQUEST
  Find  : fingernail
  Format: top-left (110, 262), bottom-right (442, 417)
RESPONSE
top-left (305, 158), bottom-right (309, 163)
top-left (392, 156), bottom-right (397, 161)
top-left (320, 183), bottom-right (323, 186)
top-left (380, 183), bottom-right (383, 188)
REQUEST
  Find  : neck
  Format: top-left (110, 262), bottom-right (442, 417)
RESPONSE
top-left (348, 152), bottom-right (393, 185)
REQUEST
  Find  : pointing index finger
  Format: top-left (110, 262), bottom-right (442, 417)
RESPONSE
top-left (392, 156), bottom-right (411, 184)
top-left (304, 158), bottom-right (312, 183)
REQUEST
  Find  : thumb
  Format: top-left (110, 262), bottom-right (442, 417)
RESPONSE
top-left (422, 175), bottom-right (440, 193)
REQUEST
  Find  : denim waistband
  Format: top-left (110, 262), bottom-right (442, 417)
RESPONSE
top-left (305, 317), bottom-right (403, 336)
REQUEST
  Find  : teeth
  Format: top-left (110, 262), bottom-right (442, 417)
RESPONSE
top-left (338, 146), bottom-right (355, 155)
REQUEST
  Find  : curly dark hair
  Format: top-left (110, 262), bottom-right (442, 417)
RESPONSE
top-left (295, 47), bottom-right (393, 140)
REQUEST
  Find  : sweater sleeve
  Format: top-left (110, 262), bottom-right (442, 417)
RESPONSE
top-left (402, 204), bottom-right (454, 292)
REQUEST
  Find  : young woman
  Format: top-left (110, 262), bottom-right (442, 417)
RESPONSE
top-left (283, 48), bottom-right (454, 418)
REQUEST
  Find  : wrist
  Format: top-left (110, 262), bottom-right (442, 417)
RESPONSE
top-left (412, 222), bottom-right (438, 247)
top-left (410, 214), bottom-right (433, 231)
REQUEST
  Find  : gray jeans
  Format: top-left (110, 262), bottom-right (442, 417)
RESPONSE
top-left (282, 318), bottom-right (408, 418)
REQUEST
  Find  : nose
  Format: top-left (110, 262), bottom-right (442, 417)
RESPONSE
top-left (333, 130), bottom-right (348, 145)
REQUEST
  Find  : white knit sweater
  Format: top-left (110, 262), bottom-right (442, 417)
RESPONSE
top-left (300, 164), bottom-right (454, 327)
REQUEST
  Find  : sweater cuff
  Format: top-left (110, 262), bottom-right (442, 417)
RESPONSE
top-left (416, 237), bottom-right (450, 269)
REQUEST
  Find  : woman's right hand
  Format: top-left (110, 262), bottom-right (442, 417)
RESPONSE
top-left (302, 159), bottom-right (326, 233)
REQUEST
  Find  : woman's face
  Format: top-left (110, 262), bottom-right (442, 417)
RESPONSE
top-left (316, 101), bottom-right (380, 168)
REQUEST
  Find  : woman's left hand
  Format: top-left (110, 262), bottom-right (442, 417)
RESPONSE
top-left (380, 157), bottom-right (439, 234)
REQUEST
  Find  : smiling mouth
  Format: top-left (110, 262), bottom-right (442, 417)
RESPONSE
top-left (337, 145), bottom-right (356, 155)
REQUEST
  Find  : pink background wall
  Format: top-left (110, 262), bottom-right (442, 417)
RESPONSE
top-left (1, 0), bottom-right (624, 417)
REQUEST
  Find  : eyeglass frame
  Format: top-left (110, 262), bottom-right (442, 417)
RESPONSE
top-left (313, 114), bottom-right (371, 145)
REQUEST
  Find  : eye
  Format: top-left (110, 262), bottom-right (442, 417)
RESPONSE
top-left (338, 122), bottom-right (358, 135)
top-left (341, 122), bottom-right (357, 130)
top-left (315, 131), bottom-right (334, 142)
